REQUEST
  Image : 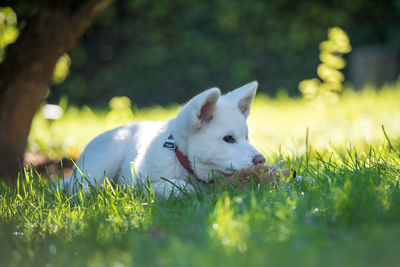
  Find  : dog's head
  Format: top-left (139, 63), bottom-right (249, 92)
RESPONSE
top-left (173, 81), bottom-right (265, 181)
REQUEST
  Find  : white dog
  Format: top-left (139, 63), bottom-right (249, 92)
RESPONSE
top-left (63, 81), bottom-right (265, 197)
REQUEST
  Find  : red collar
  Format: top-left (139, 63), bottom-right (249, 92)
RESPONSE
top-left (174, 145), bottom-right (195, 174)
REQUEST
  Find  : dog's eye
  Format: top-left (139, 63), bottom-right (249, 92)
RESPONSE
top-left (223, 135), bottom-right (235, 143)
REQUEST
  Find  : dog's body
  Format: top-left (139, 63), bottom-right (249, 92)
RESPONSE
top-left (63, 81), bottom-right (265, 197)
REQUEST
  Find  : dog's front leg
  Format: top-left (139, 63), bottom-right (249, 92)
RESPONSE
top-left (150, 178), bottom-right (196, 198)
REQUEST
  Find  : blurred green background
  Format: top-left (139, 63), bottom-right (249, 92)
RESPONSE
top-left (5, 0), bottom-right (400, 107)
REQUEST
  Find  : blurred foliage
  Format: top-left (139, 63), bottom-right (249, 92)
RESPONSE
top-left (0, 6), bottom-right (71, 84)
top-left (3, 0), bottom-right (400, 107)
top-left (106, 96), bottom-right (135, 124)
top-left (0, 7), bottom-right (18, 61)
top-left (52, 53), bottom-right (71, 84)
top-left (299, 27), bottom-right (351, 103)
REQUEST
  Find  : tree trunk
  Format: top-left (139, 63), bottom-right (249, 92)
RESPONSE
top-left (0, 0), bottom-right (114, 182)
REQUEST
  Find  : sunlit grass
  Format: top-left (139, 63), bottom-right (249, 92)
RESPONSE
top-left (250, 85), bottom-right (400, 160)
top-left (28, 83), bottom-right (400, 163)
top-left (1, 83), bottom-right (400, 266)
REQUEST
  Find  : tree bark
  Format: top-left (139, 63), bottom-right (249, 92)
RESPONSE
top-left (0, 0), bottom-right (114, 182)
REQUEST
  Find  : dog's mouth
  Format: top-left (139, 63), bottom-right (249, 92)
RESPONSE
top-left (195, 158), bottom-right (236, 175)
top-left (194, 168), bottom-right (236, 184)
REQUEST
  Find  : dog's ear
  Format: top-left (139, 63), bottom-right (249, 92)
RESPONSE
top-left (176, 87), bottom-right (221, 131)
top-left (197, 88), bottom-right (220, 123)
top-left (226, 81), bottom-right (258, 118)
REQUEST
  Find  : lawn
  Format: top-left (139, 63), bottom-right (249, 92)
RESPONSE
top-left (1, 84), bottom-right (400, 266)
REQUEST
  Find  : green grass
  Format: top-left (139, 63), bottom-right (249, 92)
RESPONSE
top-left (2, 84), bottom-right (400, 266)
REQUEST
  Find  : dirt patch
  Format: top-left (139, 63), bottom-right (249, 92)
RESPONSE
top-left (24, 152), bottom-right (75, 180)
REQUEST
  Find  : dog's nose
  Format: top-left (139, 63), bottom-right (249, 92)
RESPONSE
top-left (253, 154), bottom-right (266, 165)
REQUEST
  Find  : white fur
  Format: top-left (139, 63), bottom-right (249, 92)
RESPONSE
top-left (62, 81), bottom-right (263, 197)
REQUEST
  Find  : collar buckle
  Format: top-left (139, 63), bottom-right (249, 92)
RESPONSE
top-left (163, 133), bottom-right (194, 174)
